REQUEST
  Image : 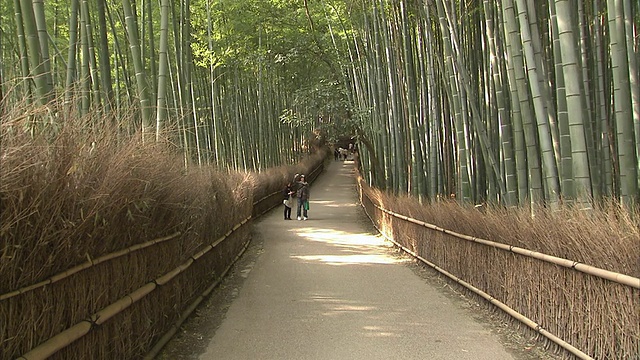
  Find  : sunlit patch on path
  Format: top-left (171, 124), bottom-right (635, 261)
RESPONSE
top-left (290, 253), bottom-right (405, 265)
top-left (291, 227), bottom-right (389, 247)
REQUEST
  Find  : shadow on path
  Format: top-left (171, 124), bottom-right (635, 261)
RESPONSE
top-left (158, 161), bottom-right (554, 360)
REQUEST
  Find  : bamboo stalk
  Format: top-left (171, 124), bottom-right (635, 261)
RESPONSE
top-left (372, 203), bottom-right (640, 289)
top-left (156, 260), bottom-right (194, 286)
top-left (0, 232), bottom-right (181, 301)
top-left (191, 244), bottom-right (214, 261)
top-left (93, 283), bottom-right (157, 326)
top-left (17, 322), bottom-right (93, 360)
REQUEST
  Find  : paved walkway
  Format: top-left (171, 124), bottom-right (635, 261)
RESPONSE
top-left (198, 161), bottom-right (516, 360)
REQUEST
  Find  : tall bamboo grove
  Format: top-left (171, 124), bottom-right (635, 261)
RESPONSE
top-left (0, 0), bottom-right (638, 209)
top-left (341, 0), bottom-right (638, 210)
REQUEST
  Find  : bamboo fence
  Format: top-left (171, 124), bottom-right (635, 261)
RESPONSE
top-left (358, 178), bottom-right (639, 359)
top-left (16, 219), bottom-right (250, 360)
top-left (2, 154), bottom-right (328, 359)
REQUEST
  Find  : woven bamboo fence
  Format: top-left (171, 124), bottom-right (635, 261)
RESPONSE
top-left (0, 154), bottom-right (326, 360)
top-left (0, 97), bottom-right (330, 360)
top-left (1, 190), bottom-right (253, 359)
top-left (358, 178), bottom-right (640, 359)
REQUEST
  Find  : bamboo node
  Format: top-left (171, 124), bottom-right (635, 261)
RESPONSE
top-left (86, 316), bottom-right (99, 330)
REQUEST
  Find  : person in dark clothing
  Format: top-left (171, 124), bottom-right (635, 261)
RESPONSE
top-left (295, 174), bottom-right (310, 220)
top-left (283, 182), bottom-right (294, 220)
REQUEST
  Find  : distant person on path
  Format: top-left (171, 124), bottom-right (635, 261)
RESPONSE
top-left (282, 182), bottom-right (294, 220)
top-left (294, 174), bottom-right (310, 220)
top-left (334, 148), bottom-right (339, 161)
top-left (339, 148), bottom-right (348, 161)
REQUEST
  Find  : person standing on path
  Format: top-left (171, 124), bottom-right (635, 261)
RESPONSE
top-left (282, 182), bottom-right (294, 220)
top-left (295, 174), bottom-right (309, 220)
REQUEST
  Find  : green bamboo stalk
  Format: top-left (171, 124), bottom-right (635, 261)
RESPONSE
top-left (486, 0), bottom-right (518, 206)
top-left (400, 0), bottom-right (426, 198)
top-left (79, 0), bottom-right (90, 115)
top-left (13, 0), bottom-right (32, 100)
top-left (502, 0), bottom-right (545, 209)
top-left (592, 0), bottom-right (614, 197)
top-left (145, 0), bottom-right (157, 100)
top-left (514, 0), bottom-right (561, 205)
top-left (155, 0), bottom-right (170, 139)
top-left (122, 0), bottom-right (152, 139)
top-left (20, 0), bottom-right (53, 105)
top-left (607, 0), bottom-right (639, 206)
top-left (556, 0), bottom-right (593, 207)
top-left (551, 0), bottom-right (574, 201)
top-left (64, 0), bottom-right (79, 107)
top-left (32, 0), bottom-right (53, 93)
top-left (96, 0), bottom-right (114, 112)
top-left (622, 0), bottom-right (640, 190)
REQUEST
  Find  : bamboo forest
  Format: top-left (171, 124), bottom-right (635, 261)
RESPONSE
top-left (1, 0), bottom-right (639, 209)
top-left (2, 1), bottom-right (640, 359)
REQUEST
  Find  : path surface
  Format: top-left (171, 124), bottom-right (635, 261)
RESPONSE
top-left (196, 160), bottom-right (517, 360)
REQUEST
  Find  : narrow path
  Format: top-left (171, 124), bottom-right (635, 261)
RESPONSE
top-left (196, 161), bottom-right (517, 360)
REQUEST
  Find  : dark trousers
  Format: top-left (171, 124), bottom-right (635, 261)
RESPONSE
top-left (284, 205), bottom-right (292, 219)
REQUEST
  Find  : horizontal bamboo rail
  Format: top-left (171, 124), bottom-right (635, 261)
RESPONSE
top-left (143, 236), bottom-right (252, 359)
top-left (5, 156), bottom-right (329, 360)
top-left (145, 165), bottom-right (325, 358)
top-left (372, 203), bottom-right (640, 289)
top-left (14, 160), bottom-right (327, 359)
top-left (361, 196), bottom-right (594, 360)
top-left (17, 218), bottom-right (250, 360)
top-left (0, 232), bottom-right (181, 301)
top-left (253, 189), bottom-right (282, 206)
top-left (381, 232), bottom-right (593, 360)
